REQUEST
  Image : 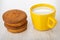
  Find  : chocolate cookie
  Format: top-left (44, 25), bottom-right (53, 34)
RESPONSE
top-left (3, 9), bottom-right (27, 24)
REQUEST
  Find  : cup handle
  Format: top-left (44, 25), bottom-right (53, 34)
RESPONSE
top-left (47, 17), bottom-right (57, 28)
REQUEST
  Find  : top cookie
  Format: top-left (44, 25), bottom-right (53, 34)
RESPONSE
top-left (3, 9), bottom-right (27, 24)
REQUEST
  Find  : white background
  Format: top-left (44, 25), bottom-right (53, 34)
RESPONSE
top-left (0, 0), bottom-right (60, 40)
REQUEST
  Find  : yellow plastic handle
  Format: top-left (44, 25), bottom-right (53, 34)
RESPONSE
top-left (48, 17), bottom-right (57, 28)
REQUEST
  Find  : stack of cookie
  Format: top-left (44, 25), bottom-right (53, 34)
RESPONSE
top-left (2, 9), bottom-right (27, 33)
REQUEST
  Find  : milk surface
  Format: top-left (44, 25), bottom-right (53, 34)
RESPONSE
top-left (33, 7), bottom-right (54, 15)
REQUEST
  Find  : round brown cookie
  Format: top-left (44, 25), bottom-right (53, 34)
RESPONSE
top-left (4, 21), bottom-right (27, 30)
top-left (7, 24), bottom-right (27, 33)
top-left (5, 19), bottom-right (27, 27)
top-left (3, 9), bottom-right (27, 24)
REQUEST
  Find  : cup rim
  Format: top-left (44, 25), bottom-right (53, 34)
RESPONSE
top-left (30, 3), bottom-right (56, 15)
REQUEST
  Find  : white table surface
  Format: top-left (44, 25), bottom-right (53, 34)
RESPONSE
top-left (0, 0), bottom-right (60, 40)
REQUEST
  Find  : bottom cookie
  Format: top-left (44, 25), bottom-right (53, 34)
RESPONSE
top-left (7, 24), bottom-right (27, 33)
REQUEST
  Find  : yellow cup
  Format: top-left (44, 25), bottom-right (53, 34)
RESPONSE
top-left (30, 4), bottom-right (57, 31)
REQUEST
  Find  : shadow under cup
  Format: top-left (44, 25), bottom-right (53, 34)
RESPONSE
top-left (30, 4), bottom-right (57, 31)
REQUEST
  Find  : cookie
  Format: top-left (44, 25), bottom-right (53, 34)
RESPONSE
top-left (3, 9), bottom-right (27, 24)
top-left (4, 21), bottom-right (27, 30)
top-left (5, 19), bottom-right (27, 27)
top-left (7, 24), bottom-right (27, 33)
